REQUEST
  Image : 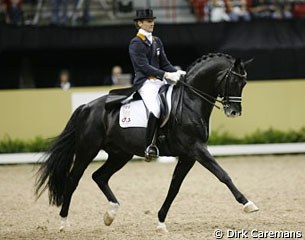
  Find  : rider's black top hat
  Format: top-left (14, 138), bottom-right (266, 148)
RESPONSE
top-left (134, 9), bottom-right (156, 21)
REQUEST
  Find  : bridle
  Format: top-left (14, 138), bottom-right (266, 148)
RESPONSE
top-left (178, 64), bottom-right (247, 111)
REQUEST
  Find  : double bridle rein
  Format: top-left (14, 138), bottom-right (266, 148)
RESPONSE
top-left (178, 64), bottom-right (247, 111)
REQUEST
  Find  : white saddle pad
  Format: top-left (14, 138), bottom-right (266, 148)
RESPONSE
top-left (119, 85), bottom-right (173, 128)
top-left (119, 100), bottom-right (147, 128)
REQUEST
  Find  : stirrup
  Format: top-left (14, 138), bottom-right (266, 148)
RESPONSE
top-left (145, 144), bottom-right (159, 162)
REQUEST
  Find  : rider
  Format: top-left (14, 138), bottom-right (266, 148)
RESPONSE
top-left (129, 9), bottom-right (186, 161)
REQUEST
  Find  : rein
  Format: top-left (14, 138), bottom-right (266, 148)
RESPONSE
top-left (178, 80), bottom-right (223, 110)
top-left (179, 65), bottom-right (246, 111)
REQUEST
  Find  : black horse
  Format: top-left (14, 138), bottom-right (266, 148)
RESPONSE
top-left (35, 53), bottom-right (258, 232)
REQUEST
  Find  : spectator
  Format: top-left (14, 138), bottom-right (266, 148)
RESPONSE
top-left (272, 1), bottom-right (292, 19)
top-left (50, 0), bottom-right (68, 25)
top-left (249, 0), bottom-right (275, 19)
top-left (188, 0), bottom-right (209, 22)
top-left (210, 0), bottom-right (230, 22)
top-left (226, 0), bottom-right (251, 21)
top-left (282, 1), bottom-right (293, 19)
top-left (103, 65), bottom-right (123, 86)
top-left (23, 0), bottom-right (38, 25)
top-left (0, 0), bottom-right (6, 23)
top-left (72, 0), bottom-right (91, 25)
top-left (2, 0), bottom-right (23, 24)
top-left (292, 2), bottom-right (305, 19)
top-left (80, 0), bottom-right (91, 25)
top-left (58, 69), bottom-right (71, 90)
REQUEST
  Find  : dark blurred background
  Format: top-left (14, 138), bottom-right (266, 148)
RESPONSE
top-left (1, 0), bottom-right (305, 89)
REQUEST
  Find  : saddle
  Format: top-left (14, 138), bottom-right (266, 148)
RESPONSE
top-left (105, 85), bottom-right (172, 128)
top-left (105, 87), bottom-right (137, 111)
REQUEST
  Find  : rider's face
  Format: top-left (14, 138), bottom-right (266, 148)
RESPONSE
top-left (139, 19), bottom-right (155, 33)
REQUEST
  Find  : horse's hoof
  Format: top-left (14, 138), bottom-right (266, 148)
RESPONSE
top-left (104, 202), bottom-right (119, 226)
top-left (59, 217), bottom-right (69, 231)
top-left (156, 222), bottom-right (168, 233)
top-left (243, 200), bottom-right (259, 213)
top-left (104, 211), bottom-right (115, 226)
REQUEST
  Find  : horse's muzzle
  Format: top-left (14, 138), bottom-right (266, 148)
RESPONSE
top-left (224, 105), bottom-right (242, 118)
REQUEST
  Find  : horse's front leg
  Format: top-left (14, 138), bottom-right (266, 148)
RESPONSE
top-left (195, 145), bottom-right (259, 213)
top-left (157, 157), bottom-right (196, 233)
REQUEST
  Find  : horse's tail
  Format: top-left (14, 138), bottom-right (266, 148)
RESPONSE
top-left (35, 104), bottom-right (86, 206)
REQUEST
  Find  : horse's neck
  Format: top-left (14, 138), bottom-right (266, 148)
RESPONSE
top-left (184, 62), bottom-right (224, 121)
top-left (188, 63), bottom-right (221, 95)
top-left (183, 87), bottom-right (215, 122)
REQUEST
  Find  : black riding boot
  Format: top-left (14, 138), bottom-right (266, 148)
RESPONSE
top-left (145, 113), bottom-right (159, 161)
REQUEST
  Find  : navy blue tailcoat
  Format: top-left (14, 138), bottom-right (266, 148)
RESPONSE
top-left (129, 33), bottom-right (176, 88)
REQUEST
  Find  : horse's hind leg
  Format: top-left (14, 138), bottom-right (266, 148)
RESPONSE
top-left (92, 152), bottom-right (133, 226)
top-left (59, 146), bottom-right (100, 230)
top-left (196, 148), bottom-right (259, 213)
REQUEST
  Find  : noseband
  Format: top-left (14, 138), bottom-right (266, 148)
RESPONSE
top-left (179, 64), bottom-right (247, 111)
top-left (222, 65), bottom-right (247, 107)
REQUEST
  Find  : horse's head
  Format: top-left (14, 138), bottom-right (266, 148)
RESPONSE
top-left (217, 58), bottom-right (248, 118)
top-left (185, 54), bottom-right (250, 118)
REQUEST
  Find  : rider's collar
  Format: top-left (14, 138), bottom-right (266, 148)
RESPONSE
top-left (138, 29), bottom-right (153, 43)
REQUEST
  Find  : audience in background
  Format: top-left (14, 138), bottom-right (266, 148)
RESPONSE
top-left (79, 0), bottom-right (91, 25)
top-left (103, 65), bottom-right (123, 86)
top-left (50, 0), bottom-right (68, 25)
top-left (188, 0), bottom-right (208, 22)
top-left (72, 0), bottom-right (91, 25)
top-left (58, 69), bottom-right (71, 90)
top-left (227, 0), bottom-right (251, 21)
top-left (1, 0), bottom-right (23, 24)
top-left (188, 0), bottom-right (299, 22)
top-left (0, 1), bottom-right (304, 25)
top-left (273, 1), bottom-right (293, 19)
top-left (249, 0), bottom-right (293, 20)
top-left (188, 0), bottom-right (303, 22)
top-left (248, 0), bottom-right (276, 19)
top-left (0, 1), bottom-right (4, 22)
top-left (293, 2), bottom-right (305, 19)
top-left (210, 0), bottom-right (230, 22)
top-left (49, 0), bottom-right (91, 25)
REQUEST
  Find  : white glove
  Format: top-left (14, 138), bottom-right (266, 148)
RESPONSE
top-left (164, 71), bottom-right (181, 84)
top-left (177, 70), bottom-right (186, 76)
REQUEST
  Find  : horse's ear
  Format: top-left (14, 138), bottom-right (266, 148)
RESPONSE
top-left (243, 58), bottom-right (254, 66)
top-left (234, 58), bottom-right (241, 67)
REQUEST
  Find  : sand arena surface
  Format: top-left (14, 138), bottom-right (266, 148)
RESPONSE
top-left (0, 155), bottom-right (305, 240)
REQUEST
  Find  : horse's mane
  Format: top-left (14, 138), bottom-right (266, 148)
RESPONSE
top-left (186, 53), bottom-right (234, 72)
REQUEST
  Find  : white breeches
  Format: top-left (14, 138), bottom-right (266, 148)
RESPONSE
top-left (138, 79), bottom-right (166, 118)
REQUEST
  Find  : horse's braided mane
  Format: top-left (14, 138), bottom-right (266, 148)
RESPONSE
top-left (186, 53), bottom-right (234, 72)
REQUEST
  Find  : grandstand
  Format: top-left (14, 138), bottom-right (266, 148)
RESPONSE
top-left (1, 0), bottom-right (305, 26)
top-left (0, 1), bottom-right (305, 98)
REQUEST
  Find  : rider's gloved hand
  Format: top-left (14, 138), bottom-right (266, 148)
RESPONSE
top-left (177, 70), bottom-right (186, 76)
top-left (164, 71), bottom-right (181, 84)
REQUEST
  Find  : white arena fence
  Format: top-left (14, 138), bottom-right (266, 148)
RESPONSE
top-left (0, 143), bottom-right (305, 164)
